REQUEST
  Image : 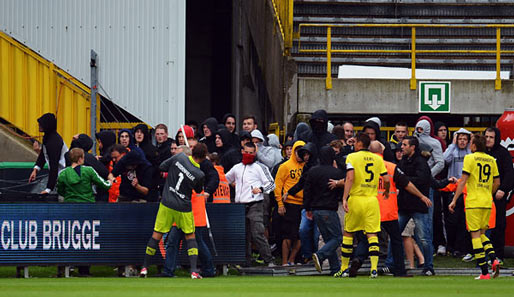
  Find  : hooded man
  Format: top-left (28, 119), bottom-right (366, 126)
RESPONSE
top-left (215, 128), bottom-right (235, 158)
top-left (362, 120), bottom-right (394, 162)
top-left (485, 127), bottom-right (514, 261)
top-left (133, 124), bottom-right (159, 167)
top-left (65, 134), bottom-right (108, 179)
top-left (95, 130), bottom-right (117, 166)
top-left (200, 117), bottom-right (219, 153)
top-left (222, 113), bottom-right (240, 148)
top-left (414, 119), bottom-right (445, 178)
top-left (443, 128), bottom-right (472, 179)
top-left (309, 110), bottom-right (336, 153)
top-left (29, 113), bottom-right (68, 194)
top-left (304, 146), bottom-right (344, 275)
top-left (417, 116), bottom-right (447, 152)
top-left (293, 122), bottom-right (313, 143)
top-left (251, 129), bottom-right (283, 169)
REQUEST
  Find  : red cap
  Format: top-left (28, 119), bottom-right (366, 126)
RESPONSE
top-left (178, 125), bottom-right (195, 139)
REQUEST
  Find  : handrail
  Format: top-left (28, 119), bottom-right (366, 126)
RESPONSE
top-left (297, 23), bottom-right (514, 90)
top-left (271, 0), bottom-right (294, 56)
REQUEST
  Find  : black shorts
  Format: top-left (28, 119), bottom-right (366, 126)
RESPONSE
top-left (280, 203), bottom-right (302, 241)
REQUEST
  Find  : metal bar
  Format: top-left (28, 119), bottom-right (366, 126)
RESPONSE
top-left (300, 49), bottom-right (499, 54)
top-left (286, 0), bottom-right (294, 55)
top-left (411, 27), bottom-right (416, 90)
top-left (299, 23), bottom-right (514, 29)
top-left (496, 28), bottom-right (502, 90)
top-left (90, 50), bottom-right (98, 154)
top-left (99, 122), bottom-right (146, 129)
top-left (326, 27), bottom-right (332, 90)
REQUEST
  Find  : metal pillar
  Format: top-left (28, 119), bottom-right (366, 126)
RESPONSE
top-left (90, 50), bottom-right (98, 154)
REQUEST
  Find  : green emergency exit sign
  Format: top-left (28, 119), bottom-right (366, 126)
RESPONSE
top-left (419, 81), bottom-right (451, 113)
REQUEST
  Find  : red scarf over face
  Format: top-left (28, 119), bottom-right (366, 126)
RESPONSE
top-left (242, 153), bottom-right (256, 165)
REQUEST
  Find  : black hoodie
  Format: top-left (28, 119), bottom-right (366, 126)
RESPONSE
top-left (96, 130), bottom-right (117, 166)
top-left (309, 110), bottom-right (336, 152)
top-left (222, 113), bottom-right (240, 148)
top-left (486, 128), bottom-right (514, 195)
top-left (133, 124), bottom-right (159, 167)
top-left (303, 146), bottom-right (344, 211)
top-left (35, 113), bottom-right (67, 192)
top-left (362, 121), bottom-right (395, 162)
top-left (200, 117), bottom-right (219, 153)
top-left (215, 129), bottom-right (234, 157)
top-left (111, 150), bottom-right (155, 202)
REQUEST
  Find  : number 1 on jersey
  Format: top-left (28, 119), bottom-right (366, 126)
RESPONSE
top-left (175, 172), bottom-right (184, 191)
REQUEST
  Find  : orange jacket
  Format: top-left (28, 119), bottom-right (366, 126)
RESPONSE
top-left (212, 165), bottom-right (230, 203)
top-left (440, 181), bottom-right (496, 229)
top-left (377, 160), bottom-right (399, 222)
top-left (191, 190), bottom-right (207, 227)
top-left (108, 160), bottom-right (121, 203)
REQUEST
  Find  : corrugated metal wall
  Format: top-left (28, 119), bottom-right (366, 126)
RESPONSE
top-left (0, 31), bottom-right (92, 147)
top-left (0, 0), bottom-right (186, 130)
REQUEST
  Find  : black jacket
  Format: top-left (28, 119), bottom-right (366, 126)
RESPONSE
top-left (303, 146), bottom-right (344, 211)
top-left (35, 113), bottom-right (67, 192)
top-left (133, 124), bottom-right (159, 167)
top-left (397, 149), bottom-right (431, 213)
top-left (215, 129), bottom-right (235, 158)
top-left (200, 159), bottom-right (220, 198)
top-left (111, 150), bottom-right (155, 202)
top-left (157, 138), bottom-right (174, 166)
top-left (309, 110), bottom-right (336, 153)
top-left (65, 134), bottom-right (109, 179)
top-left (487, 128), bottom-right (514, 194)
top-left (363, 121), bottom-right (395, 162)
top-left (222, 113), bottom-right (240, 148)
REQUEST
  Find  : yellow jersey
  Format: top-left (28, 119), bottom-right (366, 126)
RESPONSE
top-left (346, 150), bottom-right (387, 198)
top-left (462, 152), bottom-right (499, 209)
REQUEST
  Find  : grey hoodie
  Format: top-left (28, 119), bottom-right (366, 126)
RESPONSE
top-left (443, 128), bottom-right (471, 179)
top-left (415, 119), bottom-right (444, 177)
top-left (251, 130), bottom-right (283, 169)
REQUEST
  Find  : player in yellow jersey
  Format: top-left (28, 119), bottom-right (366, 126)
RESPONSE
top-left (332, 133), bottom-right (390, 278)
top-left (449, 134), bottom-right (500, 280)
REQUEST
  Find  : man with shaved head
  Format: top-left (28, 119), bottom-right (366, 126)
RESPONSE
top-left (349, 141), bottom-right (429, 277)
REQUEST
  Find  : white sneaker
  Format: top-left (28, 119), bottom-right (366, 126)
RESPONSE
top-left (139, 267), bottom-right (148, 278)
top-left (437, 245), bottom-right (446, 256)
top-left (462, 254), bottom-right (474, 262)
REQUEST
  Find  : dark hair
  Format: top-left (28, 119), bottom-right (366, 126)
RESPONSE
top-left (192, 143), bottom-right (208, 160)
top-left (208, 152), bottom-right (220, 165)
top-left (111, 144), bottom-right (128, 155)
top-left (332, 126), bottom-right (345, 140)
top-left (472, 134), bottom-right (487, 152)
top-left (404, 136), bottom-right (419, 149)
top-left (244, 142), bottom-right (257, 150)
top-left (395, 122), bottom-right (408, 128)
top-left (155, 123), bottom-right (168, 133)
top-left (485, 127), bottom-right (497, 135)
top-left (69, 148), bottom-right (84, 163)
top-left (356, 132), bottom-right (371, 148)
top-left (242, 115), bottom-right (256, 123)
top-left (329, 139), bottom-right (344, 149)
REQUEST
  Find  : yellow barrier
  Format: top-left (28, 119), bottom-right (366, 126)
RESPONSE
top-left (271, 0), bottom-right (294, 56)
top-left (297, 24), bottom-right (514, 90)
top-left (355, 126), bottom-right (487, 142)
top-left (0, 31), bottom-right (96, 147)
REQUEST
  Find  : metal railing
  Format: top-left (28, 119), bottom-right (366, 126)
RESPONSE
top-left (271, 0), bottom-right (294, 56)
top-left (298, 23), bottom-right (514, 90)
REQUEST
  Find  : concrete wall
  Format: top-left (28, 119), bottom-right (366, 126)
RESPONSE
top-left (297, 78), bottom-right (514, 115)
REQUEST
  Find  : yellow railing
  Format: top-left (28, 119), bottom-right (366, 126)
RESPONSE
top-left (298, 24), bottom-right (514, 90)
top-left (271, 0), bottom-right (294, 56)
top-left (355, 126), bottom-right (487, 142)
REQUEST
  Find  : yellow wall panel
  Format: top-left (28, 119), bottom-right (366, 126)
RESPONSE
top-left (0, 31), bottom-right (92, 147)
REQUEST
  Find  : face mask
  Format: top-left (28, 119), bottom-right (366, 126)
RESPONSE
top-left (242, 153), bottom-right (256, 165)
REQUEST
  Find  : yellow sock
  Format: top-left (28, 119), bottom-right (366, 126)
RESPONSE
top-left (480, 234), bottom-right (496, 261)
top-left (340, 236), bottom-right (353, 271)
top-left (368, 236), bottom-right (379, 272)
top-left (472, 237), bottom-right (488, 275)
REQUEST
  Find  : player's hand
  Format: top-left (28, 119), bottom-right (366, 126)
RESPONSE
top-left (203, 192), bottom-right (210, 201)
top-left (305, 211), bottom-right (313, 220)
top-left (420, 195), bottom-right (432, 208)
top-left (495, 190), bottom-right (505, 200)
top-left (28, 169), bottom-right (38, 183)
top-left (448, 177), bottom-right (458, 184)
top-left (342, 199), bottom-right (349, 212)
top-left (328, 179), bottom-right (338, 190)
top-left (252, 187), bottom-right (261, 195)
top-left (131, 177), bottom-right (139, 187)
top-left (278, 206), bottom-right (286, 216)
top-left (282, 192), bottom-right (288, 202)
top-left (448, 201), bottom-right (456, 213)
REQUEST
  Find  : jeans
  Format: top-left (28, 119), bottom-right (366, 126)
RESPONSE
top-left (163, 226), bottom-right (215, 277)
top-left (313, 210), bottom-right (342, 274)
top-left (299, 209), bottom-right (320, 260)
top-left (397, 211), bottom-right (433, 270)
top-left (356, 220), bottom-right (406, 276)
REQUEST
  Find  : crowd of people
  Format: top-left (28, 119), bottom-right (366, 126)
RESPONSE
top-left (29, 110), bottom-right (513, 279)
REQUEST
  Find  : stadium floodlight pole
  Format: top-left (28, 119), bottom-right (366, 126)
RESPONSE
top-left (181, 124), bottom-right (218, 255)
top-left (90, 50), bottom-right (98, 154)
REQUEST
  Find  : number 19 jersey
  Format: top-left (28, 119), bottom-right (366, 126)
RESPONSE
top-left (346, 150), bottom-right (387, 199)
top-left (462, 152), bottom-right (499, 209)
